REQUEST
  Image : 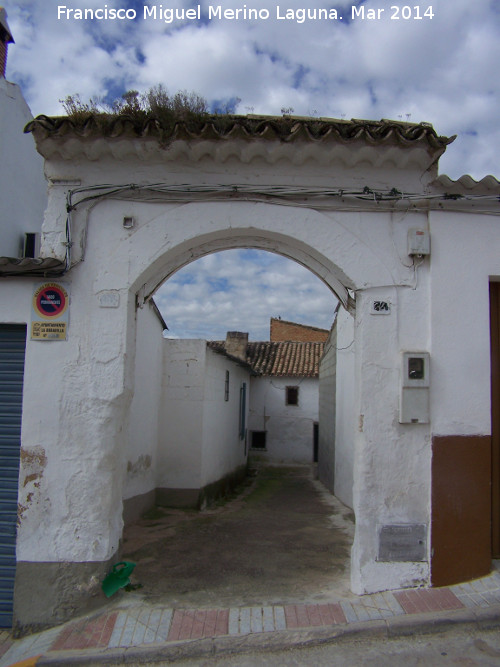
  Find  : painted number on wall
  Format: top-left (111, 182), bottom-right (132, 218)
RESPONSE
top-left (371, 301), bottom-right (391, 315)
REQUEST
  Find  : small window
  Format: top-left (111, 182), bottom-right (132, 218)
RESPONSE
top-left (224, 370), bottom-right (229, 401)
top-left (239, 382), bottom-right (247, 439)
top-left (286, 386), bottom-right (299, 406)
top-left (250, 431), bottom-right (267, 450)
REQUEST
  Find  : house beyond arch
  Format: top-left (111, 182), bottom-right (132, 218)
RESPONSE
top-left (2, 109), bottom-right (499, 631)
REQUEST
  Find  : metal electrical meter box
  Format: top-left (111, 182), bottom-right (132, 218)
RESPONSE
top-left (399, 352), bottom-right (430, 423)
top-left (408, 228), bottom-right (430, 257)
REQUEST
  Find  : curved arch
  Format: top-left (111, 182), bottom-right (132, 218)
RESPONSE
top-left (125, 201), bottom-right (397, 314)
top-left (141, 229), bottom-right (353, 311)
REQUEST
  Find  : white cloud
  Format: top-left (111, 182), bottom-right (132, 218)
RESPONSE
top-left (5, 1), bottom-right (500, 178)
top-left (154, 250), bottom-right (337, 340)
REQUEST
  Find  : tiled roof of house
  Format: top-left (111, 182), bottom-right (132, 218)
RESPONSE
top-left (25, 114), bottom-right (454, 150)
top-left (430, 174), bottom-right (500, 195)
top-left (208, 340), bottom-right (325, 378)
top-left (0, 257), bottom-right (65, 276)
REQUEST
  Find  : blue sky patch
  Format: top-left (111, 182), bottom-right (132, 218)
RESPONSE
top-left (207, 277), bottom-right (230, 291)
top-left (211, 97), bottom-right (241, 114)
top-left (293, 64), bottom-right (309, 90)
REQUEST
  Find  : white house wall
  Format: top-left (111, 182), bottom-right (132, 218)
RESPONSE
top-left (122, 302), bottom-right (164, 524)
top-left (427, 211), bottom-right (496, 585)
top-left (350, 281), bottom-right (432, 594)
top-left (430, 211), bottom-right (496, 436)
top-left (158, 339), bottom-right (205, 498)
top-left (157, 342), bottom-right (250, 508)
top-left (200, 349), bottom-right (249, 490)
top-left (248, 376), bottom-right (318, 463)
top-left (333, 309), bottom-right (356, 510)
top-left (7, 270), bottom-right (133, 628)
top-left (0, 78), bottom-right (46, 256)
top-left (318, 327), bottom-right (337, 492)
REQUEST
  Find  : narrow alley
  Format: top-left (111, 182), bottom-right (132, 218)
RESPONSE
top-left (121, 465), bottom-right (355, 609)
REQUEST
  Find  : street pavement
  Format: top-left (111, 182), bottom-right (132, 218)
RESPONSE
top-left (2, 468), bottom-right (499, 666)
top-left (1, 563), bottom-right (499, 666)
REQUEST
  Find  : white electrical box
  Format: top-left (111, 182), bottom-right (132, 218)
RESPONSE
top-left (408, 228), bottom-right (430, 257)
top-left (399, 352), bottom-right (430, 423)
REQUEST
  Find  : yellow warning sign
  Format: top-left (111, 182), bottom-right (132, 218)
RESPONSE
top-left (31, 321), bottom-right (67, 341)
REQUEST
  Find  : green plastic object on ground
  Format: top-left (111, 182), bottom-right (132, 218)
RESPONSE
top-left (102, 561), bottom-right (136, 598)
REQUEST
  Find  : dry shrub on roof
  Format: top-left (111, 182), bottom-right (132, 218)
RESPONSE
top-left (59, 93), bottom-right (101, 120)
top-left (60, 84), bottom-right (210, 131)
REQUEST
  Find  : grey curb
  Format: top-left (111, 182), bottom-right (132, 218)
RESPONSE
top-left (36, 604), bottom-right (500, 666)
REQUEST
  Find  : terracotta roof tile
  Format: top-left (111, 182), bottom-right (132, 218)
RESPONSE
top-left (25, 114), bottom-right (455, 150)
top-left (208, 340), bottom-right (325, 378)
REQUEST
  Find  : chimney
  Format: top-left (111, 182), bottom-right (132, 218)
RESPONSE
top-left (0, 8), bottom-right (14, 79)
top-left (225, 331), bottom-right (248, 362)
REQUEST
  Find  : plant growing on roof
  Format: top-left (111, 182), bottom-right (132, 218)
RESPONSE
top-left (59, 93), bottom-right (101, 120)
top-left (60, 84), bottom-right (209, 127)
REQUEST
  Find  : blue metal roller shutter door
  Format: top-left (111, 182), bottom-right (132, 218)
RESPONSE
top-left (0, 325), bottom-right (26, 627)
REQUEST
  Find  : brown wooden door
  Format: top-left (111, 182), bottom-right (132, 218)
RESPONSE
top-left (491, 282), bottom-right (500, 558)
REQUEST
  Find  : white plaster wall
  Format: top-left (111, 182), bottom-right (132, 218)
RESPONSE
top-left (429, 211), bottom-right (499, 436)
top-left (123, 301), bottom-right (164, 502)
top-left (0, 280), bottom-right (129, 564)
top-left (0, 280), bottom-right (32, 324)
top-left (14, 265), bottom-right (132, 563)
top-left (158, 343), bottom-right (249, 491)
top-left (38, 186), bottom-right (426, 309)
top-left (0, 78), bottom-right (46, 256)
top-left (158, 339), bottom-right (205, 490)
top-left (351, 283), bottom-right (432, 594)
top-left (334, 309), bottom-right (356, 509)
top-left (200, 349), bottom-right (249, 486)
top-left (318, 325), bottom-right (336, 493)
top-left (248, 376), bottom-right (318, 463)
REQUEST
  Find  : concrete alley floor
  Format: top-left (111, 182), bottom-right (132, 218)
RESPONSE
top-left (3, 473), bottom-right (499, 666)
top-left (121, 465), bottom-right (356, 610)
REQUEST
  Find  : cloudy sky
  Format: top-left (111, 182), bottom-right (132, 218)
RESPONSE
top-left (4, 0), bottom-right (500, 339)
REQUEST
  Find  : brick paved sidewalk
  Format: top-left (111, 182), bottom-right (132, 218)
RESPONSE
top-left (2, 567), bottom-right (500, 667)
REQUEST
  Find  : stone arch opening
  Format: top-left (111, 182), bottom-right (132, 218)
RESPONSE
top-left (154, 247), bottom-right (337, 339)
top-left (118, 199), bottom-right (398, 318)
top-left (119, 198), bottom-right (394, 531)
top-left (119, 204), bottom-right (373, 600)
top-left (123, 240), bottom-right (355, 608)
top-left (135, 226), bottom-right (355, 314)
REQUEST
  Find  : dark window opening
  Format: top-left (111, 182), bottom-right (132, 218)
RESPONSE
top-left (313, 422), bottom-right (319, 463)
top-left (250, 431), bottom-right (267, 450)
top-left (286, 386), bottom-right (299, 406)
top-left (239, 382), bottom-right (246, 439)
